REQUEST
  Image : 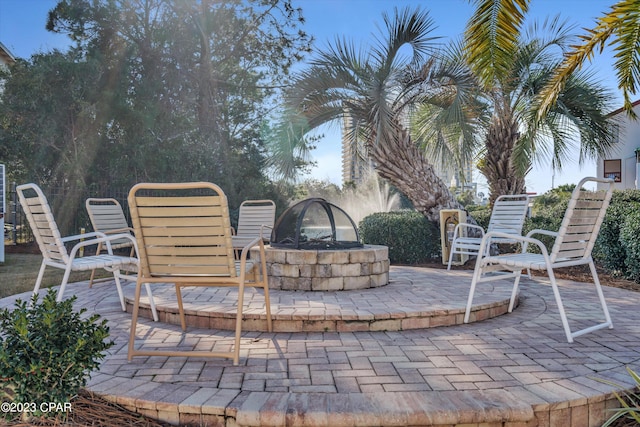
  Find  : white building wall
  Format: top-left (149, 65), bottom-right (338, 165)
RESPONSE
top-left (597, 101), bottom-right (640, 190)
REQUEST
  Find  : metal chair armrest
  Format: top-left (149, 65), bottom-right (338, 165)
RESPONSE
top-left (68, 233), bottom-right (139, 259)
top-left (101, 227), bottom-right (135, 235)
top-left (481, 231), bottom-right (551, 258)
top-left (237, 236), bottom-right (264, 277)
top-left (453, 222), bottom-right (484, 240)
top-left (260, 224), bottom-right (273, 240)
top-left (61, 231), bottom-right (105, 243)
top-left (525, 229), bottom-right (559, 239)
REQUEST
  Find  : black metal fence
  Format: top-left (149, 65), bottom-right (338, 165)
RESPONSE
top-left (4, 182), bottom-right (131, 246)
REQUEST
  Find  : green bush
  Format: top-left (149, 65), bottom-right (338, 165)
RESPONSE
top-left (594, 203), bottom-right (637, 275)
top-left (522, 187), bottom-right (640, 280)
top-left (359, 211), bottom-right (440, 264)
top-left (593, 189), bottom-right (640, 277)
top-left (620, 209), bottom-right (640, 283)
top-left (466, 206), bottom-right (491, 231)
top-left (521, 212), bottom-right (563, 254)
top-left (0, 289), bottom-right (114, 419)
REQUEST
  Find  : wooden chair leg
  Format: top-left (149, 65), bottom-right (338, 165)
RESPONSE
top-left (175, 285), bottom-right (187, 331)
top-left (234, 282), bottom-right (245, 366)
top-left (128, 279), bottom-right (144, 361)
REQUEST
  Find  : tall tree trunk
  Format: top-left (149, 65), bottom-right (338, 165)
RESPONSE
top-left (370, 129), bottom-right (464, 223)
top-left (479, 115), bottom-right (526, 206)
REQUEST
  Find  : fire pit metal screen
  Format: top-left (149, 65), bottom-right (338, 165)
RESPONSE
top-left (270, 198), bottom-right (363, 249)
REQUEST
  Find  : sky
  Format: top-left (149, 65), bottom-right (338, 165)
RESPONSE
top-left (0, 0), bottom-right (622, 196)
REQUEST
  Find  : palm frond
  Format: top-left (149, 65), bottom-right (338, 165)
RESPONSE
top-left (265, 111), bottom-right (317, 181)
top-left (464, 0), bottom-right (530, 87)
top-left (521, 67), bottom-right (616, 172)
top-left (374, 6), bottom-right (440, 71)
top-left (408, 46), bottom-right (485, 176)
top-left (539, 0), bottom-right (640, 119)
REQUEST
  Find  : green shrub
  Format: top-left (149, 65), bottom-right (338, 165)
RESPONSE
top-left (0, 289), bottom-right (114, 419)
top-left (594, 190), bottom-right (640, 277)
top-left (359, 211), bottom-right (440, 264)
top-left (521, 212), bottom-right (563, 254)
top-left (601, 367), bottom-right (640, 427)
top-left (620, 210), bottom-right (640, 283)
top-left (464, 206), bottom-right (489, 231)
top-left (594, 203), bottom-right (636, 275)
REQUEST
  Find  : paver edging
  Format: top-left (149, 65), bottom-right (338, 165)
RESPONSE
top-left (93, 383), bottom-right (634, 427)
top-left (124, 296), bottom-right (516, 333)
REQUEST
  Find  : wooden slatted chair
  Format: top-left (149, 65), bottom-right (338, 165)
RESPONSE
top-left (464, 177), bottom-right (615, 343)
top-left (17, 183), bottom-right (137, 309)
top-left (231, 199), bottom-right (276, 250)
top-left (86, 197), bottom-right (158, 321)
top-left (127, 182), bottom-right (272, 365)
top-left (447, 194), bottom-right (530, 270)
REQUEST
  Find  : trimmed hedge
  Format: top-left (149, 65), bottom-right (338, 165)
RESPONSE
top-left (594, 189), bottom-right (640, 279)
top-left (359, 188), bottom-right (640, 278)
top-left (620, 209), bottom-right (640, 283)
top-left (359, 211), bottom-right (440, 264)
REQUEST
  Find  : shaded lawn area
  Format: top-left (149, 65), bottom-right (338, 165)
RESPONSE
top-left (0, 253), bottom-right (110, 299)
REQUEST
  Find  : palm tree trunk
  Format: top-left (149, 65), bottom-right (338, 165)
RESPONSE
top-left (370, 130), bottom-right (464, 223)
top-left (480, 116), bottom-right (526, 205)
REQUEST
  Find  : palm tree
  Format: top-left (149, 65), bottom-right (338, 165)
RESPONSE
top-left (278, 7), bottom-right (479, 222)
top-left (539, 0), bottom-right (640, 118)
top-left (463, 1), bottom-right (617, 204)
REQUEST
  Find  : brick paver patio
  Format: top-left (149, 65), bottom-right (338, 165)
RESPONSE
top-left (3, 266), bottom-right (639, 426)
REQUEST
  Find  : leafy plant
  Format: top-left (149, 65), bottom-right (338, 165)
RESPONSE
top-left (467, 207), bottom-right (491, 231)
top-left (359, 211), bottom-right (440, 264)
top-left (601, 367), bottom-right (640, 427)
top-left (0, 289), bottom-right (114, 418)
top-left (620, 210), bottom-right (640, 283)
top-left (595, 203), bottom-right (633, 275)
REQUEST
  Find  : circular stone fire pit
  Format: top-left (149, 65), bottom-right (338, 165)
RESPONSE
top-left (251, 244), bottom-right (389, 291)
top-left (258, 198), bottom-right (389, 290)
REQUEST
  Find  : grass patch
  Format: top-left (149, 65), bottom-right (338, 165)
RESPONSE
top-left (0, 253), bottom-right (110, 299)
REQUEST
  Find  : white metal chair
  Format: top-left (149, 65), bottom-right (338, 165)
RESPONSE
top-left (127, 182), bottom-right (273, 365)
top-left (447, 194), bottom-right (530, 270)
top-left (17, 183), bottom-right (137, 310)
top-left (231, 199), bottom-right (276, 249)
top-left (86, 197), bottom-right (158, 321)
top-left (464, 177), bottom-right (615, 343)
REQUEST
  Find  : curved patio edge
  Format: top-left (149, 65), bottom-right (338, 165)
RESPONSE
top-left (123, 265), bottom-right (517, 332)
top-left (4, 266), bottom-right (636, 427)
top-left (91, 385), bottom-right (628, 427)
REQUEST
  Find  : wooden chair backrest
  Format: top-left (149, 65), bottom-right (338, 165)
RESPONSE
top-left (128, 182), bottom-right (236, 279)
top-left (236, 199), bottom-right (276, 239)
top-left (550, 177), bottom-right (614, 263)
top-left (17, 183), bottom-right (69, 265)
top-left (487, 194), bottom-right (530, 236)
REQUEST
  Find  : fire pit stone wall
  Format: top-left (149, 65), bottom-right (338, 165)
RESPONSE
top-left (251, 244), bottom-right (389, 291)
